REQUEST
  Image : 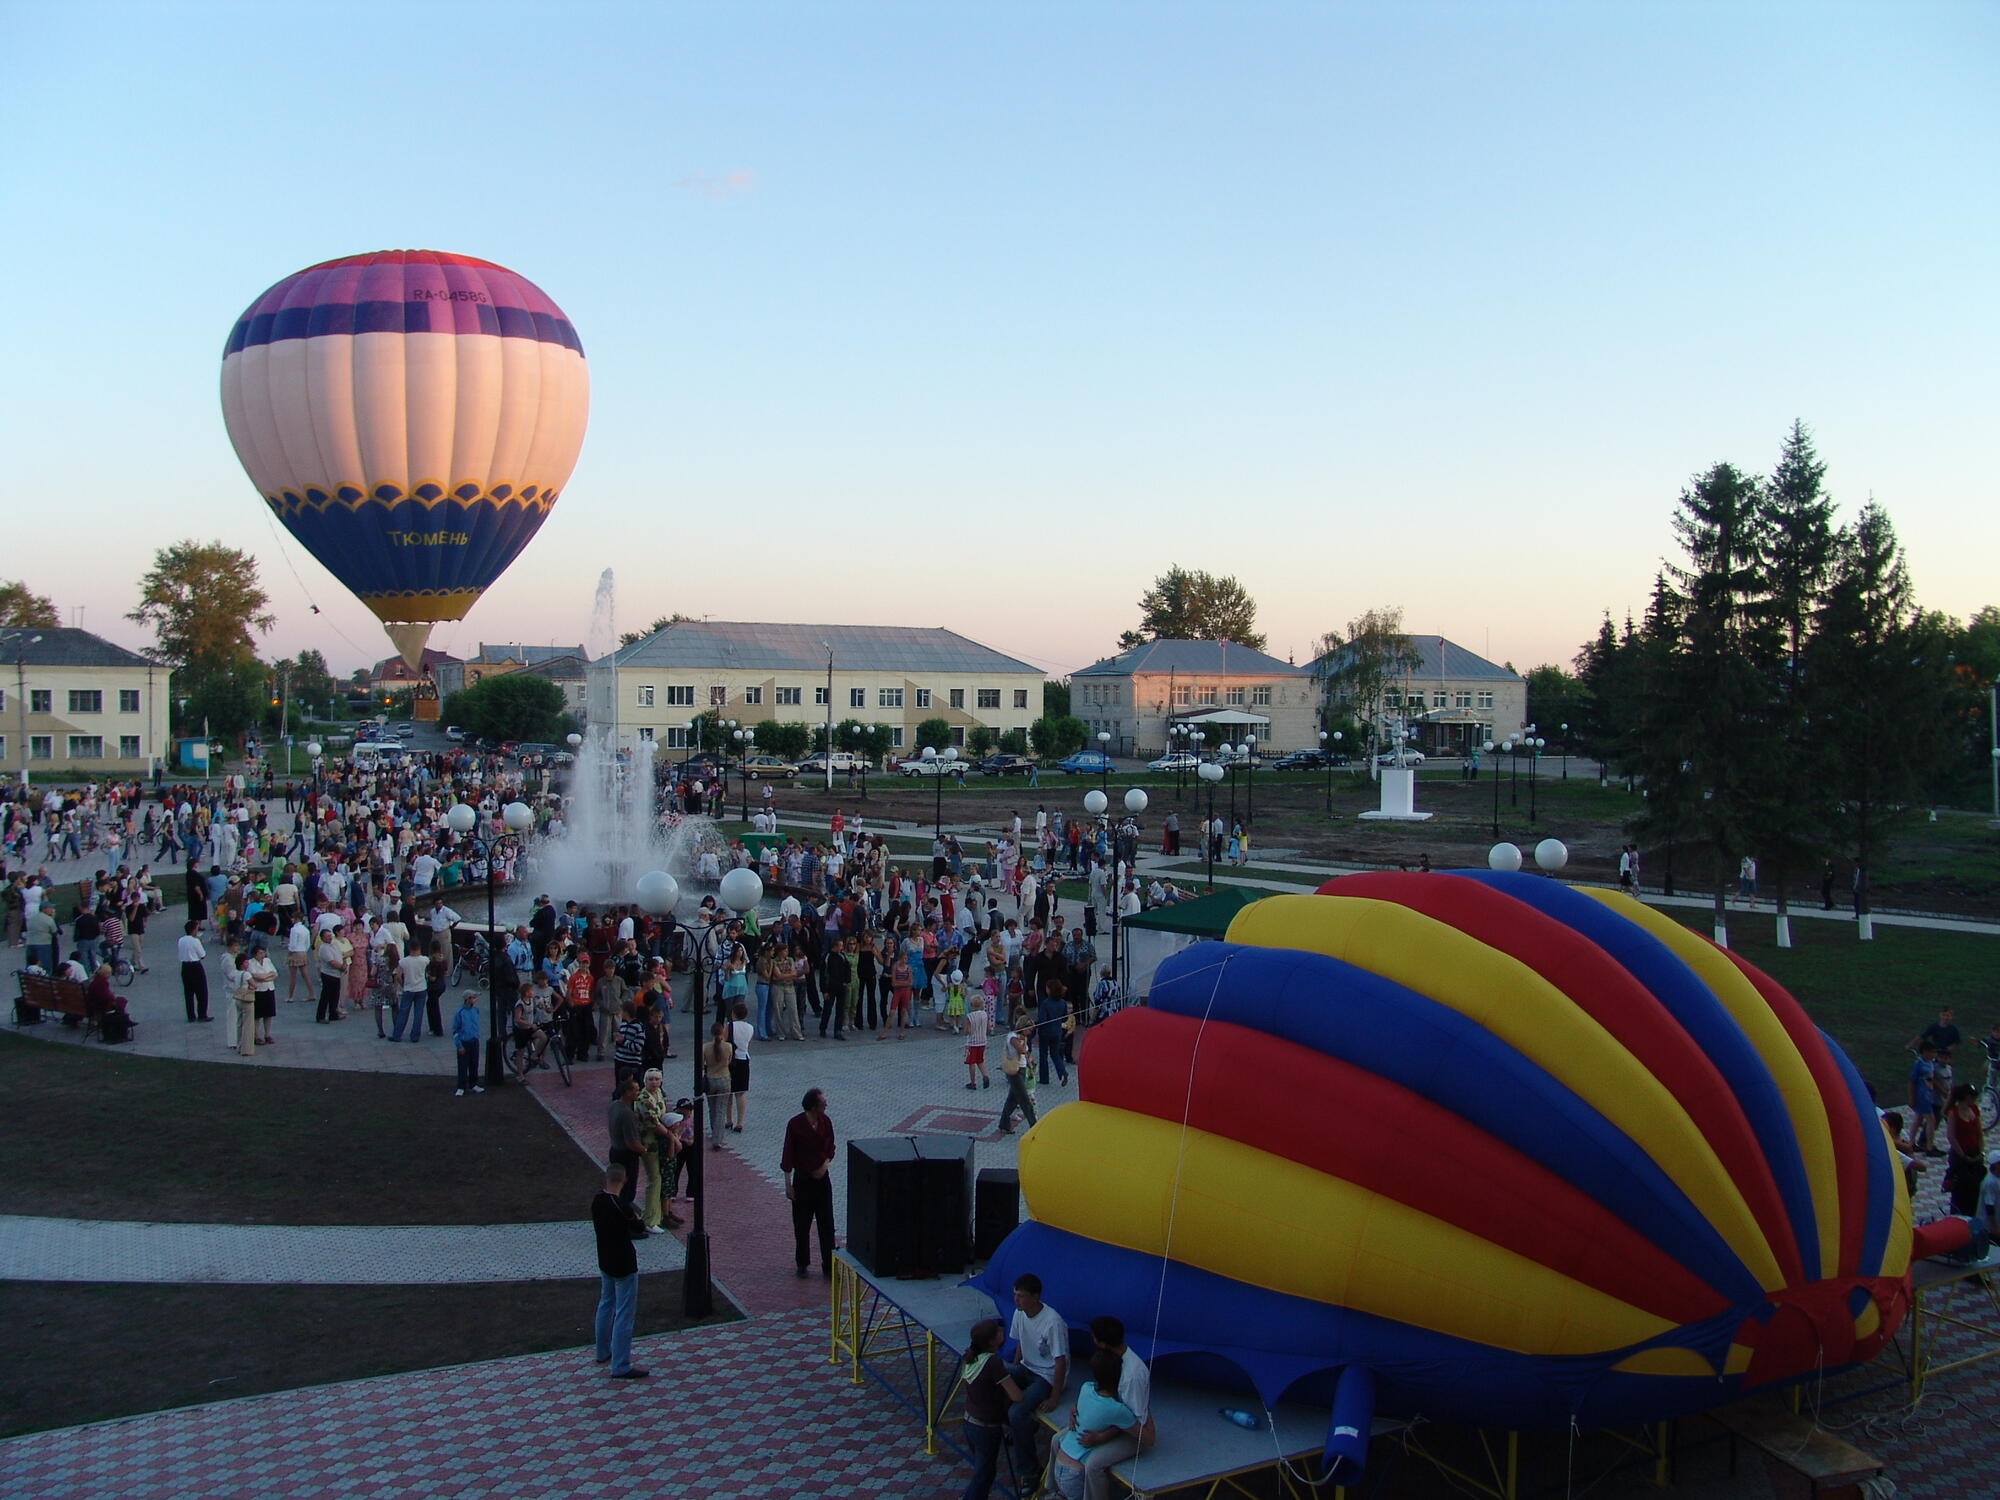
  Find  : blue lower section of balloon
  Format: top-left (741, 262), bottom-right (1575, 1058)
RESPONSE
top-left (272, 495), bottom-right (552, 614)
top-left (971, 1224), bottom-right (1774, 1433)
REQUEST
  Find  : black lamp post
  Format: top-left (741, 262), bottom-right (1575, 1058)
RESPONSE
top-left (1559, 723), bottom-right (1569, 781)
top-left (1244, 734), bottom-right (1258, 826)
top-left (1096, 730), bottom-right (1111, 798)
top-left (1223, 744), bottom-right (1239, 830)
top-left (732, 726), bottom-right (754, 821)
top-left (1527, 735), bottom-right (1545, 824)
top-left (1198, 762), bottom-right (1224, 888)
top-left (1487, 738), bottom-right (1509, 837)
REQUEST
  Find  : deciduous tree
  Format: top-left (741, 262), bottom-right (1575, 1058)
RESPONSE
top-left (0, 580), bottom-right (59, 628)
top-left (1312, 608), bottom-right (1421, 761)
top-left (1118, 568), bottom-right (1265, 651)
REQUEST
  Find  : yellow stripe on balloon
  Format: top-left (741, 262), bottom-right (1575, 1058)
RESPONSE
top-left (1578, 891), bottom-right (1842, 1280)
top-left (1877, 1118), bottom-right (1913, 1280)
top-left (1226, 895), bottom-right (1787, 1294)
top-left (1020, 1103), bottom-right (1677, 1357)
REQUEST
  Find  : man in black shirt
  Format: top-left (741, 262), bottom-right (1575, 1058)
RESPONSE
top-left (592, 1164), bottom-right (650, 1378)
top-left (607, 1076), bottom-right (645, 1209)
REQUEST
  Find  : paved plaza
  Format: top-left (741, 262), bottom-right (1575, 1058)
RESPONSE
top-left (4, 820), bottom-right (1997, 1499)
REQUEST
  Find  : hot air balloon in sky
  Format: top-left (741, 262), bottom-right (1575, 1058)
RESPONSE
top-left (975, 872), bottom-right (1966, 1483)
top-left (220, 250), bottom-right (588, 667)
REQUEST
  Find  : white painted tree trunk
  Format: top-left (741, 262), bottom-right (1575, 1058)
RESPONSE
top-left (1858, 912), bottom-right (1875, 941)
top-left (1713, 921), bottom-right (1729, 949)
top-left (1775, 913), bottom-right (1792, 948)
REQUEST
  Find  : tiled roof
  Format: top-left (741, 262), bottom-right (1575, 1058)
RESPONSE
top-left (607, 622), bottom-right (1039, 676)
top-left (473, 644), bottom-right (588, 665)
top-left (1072, 640), bottom-right (1306, 678)
top-left (1311, 635), bottom-right (1520, 683)
top-left (1, 627), bottom-right (156, 669)
top-left (509, 653), bottom-right (589, 681)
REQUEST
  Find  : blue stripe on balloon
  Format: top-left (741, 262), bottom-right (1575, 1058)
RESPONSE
top-left (226, 301), bottom-right (581, 354)
top-left (1147, 943), bottom-right (1765, 1310)
top-left (1818, 1027), bottom-right (1895, 1277)
top-left (1454, 871), bottom-right (1822, 1282)
top-left (973, 1223), bottom-right (1754, 1432)
top-left (271, 495), bottom-right (552, 606)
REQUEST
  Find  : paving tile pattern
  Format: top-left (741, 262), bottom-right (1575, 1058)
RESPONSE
top-left (0, 1213), bottom-right (683, 1283)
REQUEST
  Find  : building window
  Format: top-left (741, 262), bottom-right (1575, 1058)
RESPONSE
top-left (1012, 689), bottom-right (1029, 710)
top-left (813, 686), bottom-right (830, 706)
top-left (68, 690), bottom-right (102, 714)
top-left (1456, 691), bottom-right (1472, 709)
top-left (976, 689), bottom-right (1000, 710)
top-left (636, 685), bottom-right (656, 707)
top-left (30, 690), bottom-right (51, 714)
top-left (775, 687), bottom-right (801, 706)
top-left (1252, 685), bottom-right (1272, 706)
top-left (706, 685), bottom-right (725, 707)
top-left (878, 688), bottom-right (903, 709)
top-left (914, 688), bottom-right (931, 709)
top-left (742, 686), bottom-right (763, 706)
top-left (951, 726), bottom-right (965, 747)
top-left (1433, 690), bottom-right (1448, 709)
top-left (950, 688), bottom-right (965, 709)
top-left (1196, 687), bottom-right (1216, 705)
top-left (118, 735), bottom-right (141, 759)
top-left (1477, 690), bottom-right (1494, 709)
top-left (666, 685), bottom-right (696, 706)
top-left (30, 735), bottom-right (51, 760)
top-left (0, 736), bottom-right (5, 761)
top-left (637, 727), bottom-right (655, 742)
top-left (890, 727), bottom-right (905, 749)
top-left (119, 689), bottom-right (141, 713)
top-left (67, 735), bottom-right (103, 759)
top-left (1174, 686), bottom-right (1190, 706)
top-left (664, 726), bottom-right (688, 749)
top-left (1225, 687), bottom-right (1245, 706)
top-left (850, 687), bottom-right (866, 709)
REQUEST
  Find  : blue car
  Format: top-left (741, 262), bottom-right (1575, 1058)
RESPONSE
top-left (1057, 750), bottom-right (1115, 775)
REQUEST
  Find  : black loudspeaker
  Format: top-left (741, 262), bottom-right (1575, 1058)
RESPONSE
top-left (847, 1137), bottom-right (921, 1277)
top-left (915, 1135), bottom-right (974, 1273)
top-left (974, 1167), bottom-right (1020, 1261)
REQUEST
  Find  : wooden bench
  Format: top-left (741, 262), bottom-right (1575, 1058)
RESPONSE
top-left (1708, 1395), bottom-right (1882, 1498)
top-left (15, 972), bottom-right (90, 1028)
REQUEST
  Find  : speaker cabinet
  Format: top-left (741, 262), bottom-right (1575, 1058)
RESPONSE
top-left (847, 1135), bottom-right (975, 1277)
top-left (974, 1166), bottom-right (1020, 1261)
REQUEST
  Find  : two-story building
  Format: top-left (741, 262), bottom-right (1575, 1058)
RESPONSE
top-left (1, 627), bottom-right (173, 782)
top-left (1311, 634), bottom-right (1527, 756)
top-left (586, 621), bottom-right (1042, 756)
top-left (1069, 640), bottom-right (1318, 759)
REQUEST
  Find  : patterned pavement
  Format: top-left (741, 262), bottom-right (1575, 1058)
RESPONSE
top-left (0, 1213), bottom-right (684, 1284)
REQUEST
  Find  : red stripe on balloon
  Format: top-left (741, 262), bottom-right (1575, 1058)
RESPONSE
top-left (1320, 872), bottom-right (1805, 1286)
top-left (1716, 948), bottom-right (1871, 1278)
top-left (1079, 1008), bottom-right (1730, 1328)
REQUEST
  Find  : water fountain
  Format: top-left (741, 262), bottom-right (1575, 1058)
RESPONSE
top-left (586, 567), bottom-right (618, 662)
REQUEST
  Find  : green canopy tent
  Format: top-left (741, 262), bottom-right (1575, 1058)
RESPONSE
top-left (1116, 886), bottom-right (1271, 998)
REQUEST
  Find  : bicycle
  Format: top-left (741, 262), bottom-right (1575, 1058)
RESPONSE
top-left (105, 946), bottom-right (137, 989)
top-left (448, 934), bottom-right (489, 988)
top-left (508, 1022), bottom-right (571, 1086)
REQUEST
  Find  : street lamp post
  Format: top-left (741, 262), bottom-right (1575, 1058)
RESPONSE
top-left (1528, 736), bottom-right (1546, 824)
top-left (1096, 730), bottom-right (1111, 798)
top-left (637, 868), bottom-right (709, 1315)
top-left (1198, 762), bottom-right (1224, 889)
top-left (920, 745), bottom-right (958, 833)
top-left (1486, 739), bottom-right (1510, 837)
top-left (475, 799), bottom-right (536, 1084)
top-left (732, 727), bottom-right (755, 820)
top-left (1244, 734), bottom-right (1257, 826)
top-left (1559, 723), bottom-right (1570, 780)
top-left (1221, 744), bottom-right (1239, 830)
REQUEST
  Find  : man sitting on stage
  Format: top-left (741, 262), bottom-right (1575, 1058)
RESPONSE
top-left (1006, 1272), bottom-right (1069, 1478)
top-left (1071, 1315), bottom-right (1155, 1500)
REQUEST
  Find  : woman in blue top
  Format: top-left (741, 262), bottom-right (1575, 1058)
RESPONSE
top-left (1051, 1346), bottom-right (1135, 1499)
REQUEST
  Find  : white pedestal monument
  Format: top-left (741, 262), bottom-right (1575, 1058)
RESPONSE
top-left (1358, 765), bottom-right (1432, 823)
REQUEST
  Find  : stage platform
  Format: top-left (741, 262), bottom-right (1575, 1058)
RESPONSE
top-left (826, 1251), bottom-right (1409, 1499)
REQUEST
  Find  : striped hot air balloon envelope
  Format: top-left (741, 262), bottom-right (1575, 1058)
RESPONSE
top-left (973, 872), bottom-right (1964, 1482)
top-left (220, 251), bottom-right (588, 667)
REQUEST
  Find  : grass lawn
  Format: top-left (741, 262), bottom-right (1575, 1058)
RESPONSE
top-left (0, 1033), bottom-right (599, 1224)
top-left (0, 1273), bottom-right (723, 1439)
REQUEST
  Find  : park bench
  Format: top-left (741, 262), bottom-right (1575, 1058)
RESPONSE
top-left (1706, 1394), bottom-right (1882, 1498)
top-left (14, 972), bottom-right (89, 1029)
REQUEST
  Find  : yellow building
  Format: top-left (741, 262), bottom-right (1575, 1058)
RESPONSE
top-left (1, 627), bottom-right (174, 782)
top-left (586, 621), bottom-right (1042, 756)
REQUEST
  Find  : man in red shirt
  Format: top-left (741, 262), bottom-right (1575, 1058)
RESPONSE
top-left (781, 1086), bottom-right (836, 1279)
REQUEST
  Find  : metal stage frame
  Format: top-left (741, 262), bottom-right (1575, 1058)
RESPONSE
top-left (827, 1250), bottom-right (1682, 1500)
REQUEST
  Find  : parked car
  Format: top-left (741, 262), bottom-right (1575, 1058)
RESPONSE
top-left (681, 752), bottom-right (730, 776)
top-left (393, 722), bottom-right (416, 738)
top-left (1376, 749), bottom-right (1427, 767)
top-left (975, 753), bottom-right (1038, 777)
top-left (900, 754), bottom-right (969, 778)
top-left (1147, 751), bottom-right (1201, 773)
top-left (738, 754), bottom-right (798, 780)
top-left (444, 725), bottom-right (464, 742)
top-left (797, 750), bottom-right (867, 774)
top-left (1271, 748), bottom-right (1350, 770)
top-left (1057, 750), bottom-right (1115, 775)
top-left (513, 741), bottom-right (557, 766)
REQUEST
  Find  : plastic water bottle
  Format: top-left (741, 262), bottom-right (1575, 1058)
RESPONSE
top-left (1219, 1408), bottom-right (1261, 1430)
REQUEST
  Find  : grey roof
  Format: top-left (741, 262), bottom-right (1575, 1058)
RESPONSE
top-left (509, 652), bottom-right (589, 681)
top-left (1311, 635), bottom-right (1520, 683)
top-left (2, 627), bottom-right (155, 669)
top-left (608, 621), bottom-right (1040, 676)
top-left (473, 643), bottom-right (588, 665)
top-left (1072, 640), bottom-right (1306, 678)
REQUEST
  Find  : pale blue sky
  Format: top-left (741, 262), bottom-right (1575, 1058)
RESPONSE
top-left (3, 1), bottom-right (1994, 679)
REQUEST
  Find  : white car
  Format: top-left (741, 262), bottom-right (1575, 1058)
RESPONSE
top-left (798, 750), bottom-right (867, 773)
top-left (1147, 752), bottom-right (1201, 772)
top-left (1376, 749), bottom-right (1426, 767)
top-left (445, 725), bottom-right (465, 742)
top-left (899, 756), bottom-right (968, 778)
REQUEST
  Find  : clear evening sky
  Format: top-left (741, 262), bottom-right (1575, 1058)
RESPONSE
top-left (3, 1), bottom-right (1993, 680)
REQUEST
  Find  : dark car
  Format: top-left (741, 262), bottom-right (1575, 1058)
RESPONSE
top-left (975, 753), bottom-right (1038, 777)
top-left (514, 741), bottom-right (557, 767)
top-left (1271, 748), bottom-right (1349, 770)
